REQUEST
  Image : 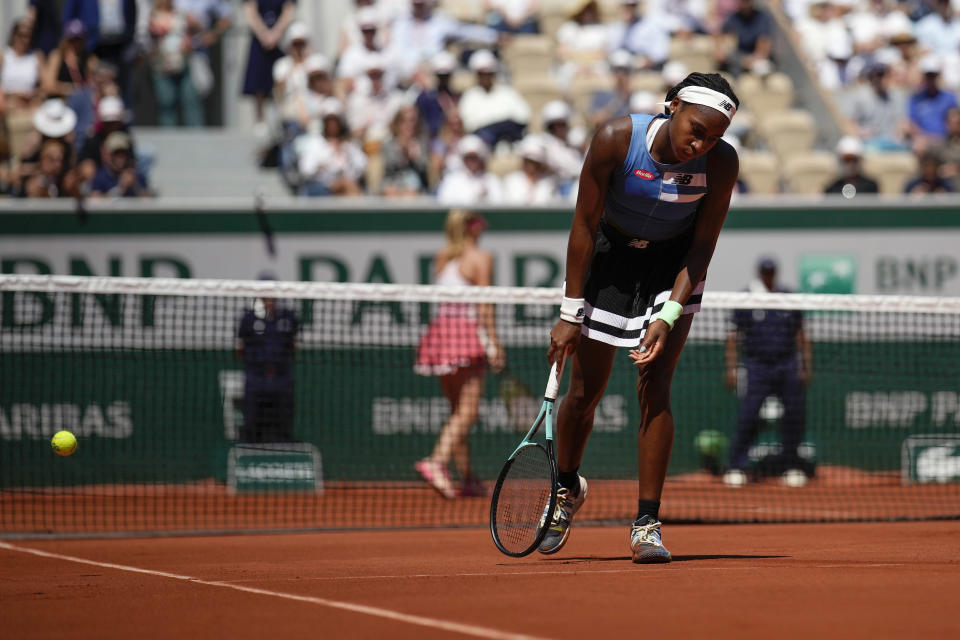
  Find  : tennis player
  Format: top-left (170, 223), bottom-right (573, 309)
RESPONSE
top-left (415, 209), bottom-right (506, 498)
top-left (543, 72), bottom-right (740, 562)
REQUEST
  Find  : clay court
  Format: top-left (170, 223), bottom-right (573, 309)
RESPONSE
top-left (3, 520), bottom-right (959, 639)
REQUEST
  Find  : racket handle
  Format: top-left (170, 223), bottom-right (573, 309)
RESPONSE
top-left (545, 358), bottom-right (564, 401)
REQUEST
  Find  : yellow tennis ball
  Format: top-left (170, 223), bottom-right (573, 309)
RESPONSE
top-left (51, 430), bottom-right (78, 456)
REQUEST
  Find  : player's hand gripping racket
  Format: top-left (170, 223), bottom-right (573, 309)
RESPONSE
top-left (489, 358), bottom-right (564, 557)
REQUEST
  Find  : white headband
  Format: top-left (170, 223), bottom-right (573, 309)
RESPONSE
top-left (659, 86), bottom-right (737, 121)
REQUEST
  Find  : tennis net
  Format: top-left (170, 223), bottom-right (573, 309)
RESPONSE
top-left (2, 275), bottom-right (959, 536)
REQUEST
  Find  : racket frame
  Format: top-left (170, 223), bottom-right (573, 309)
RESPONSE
top-left (489, 361), bottom-right (563, 557)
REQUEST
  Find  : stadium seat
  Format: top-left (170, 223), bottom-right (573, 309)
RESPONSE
top-left (538, 4), bottom-right (569, 39)
top-left (570, 73), bottom-right (615, 119)
top-left (742, 71), bottom-right (795, 116)
top-left (759, 109), bottom-right (817, 159)
top-left (781, 151), bottom-right (836, 194)
top-left (631, 71), bottom-right (666, 94)
top-left (861, 151), bottom-right (918, 195)
top-left (738, 150), bottom-right (781, 194)
top-left (439, 0), bottom-right (485, 24)
top-left (668, 35), bottom-right (717, 74)
top-left (487, 152), bottom-right (522, 177)
top-left (514, 75), bottom-right (563, 132)
top-left (501, 35), bottom-right (554, 78)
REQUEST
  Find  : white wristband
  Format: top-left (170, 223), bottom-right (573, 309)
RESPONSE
top-left (560, 296), bottom-right (585, 324)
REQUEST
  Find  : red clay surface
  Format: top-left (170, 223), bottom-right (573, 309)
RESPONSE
top-left (5, 469), bottom-right (959, 533)
top-left (3, 521), bottom-right (959, 639)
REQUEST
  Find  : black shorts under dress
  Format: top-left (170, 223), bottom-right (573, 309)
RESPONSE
top-left (580, 218), bottom-right (705, 348)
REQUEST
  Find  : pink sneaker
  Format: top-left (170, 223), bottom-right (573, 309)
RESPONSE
top-left (415, 459), bottom-right (456, 499)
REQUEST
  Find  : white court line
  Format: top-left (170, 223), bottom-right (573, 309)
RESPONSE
top-left (0, 541), bottom-right (548, 640)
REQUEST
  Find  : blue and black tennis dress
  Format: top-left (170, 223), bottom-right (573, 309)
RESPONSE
top-left (581, 113), bottom-right (708, 347)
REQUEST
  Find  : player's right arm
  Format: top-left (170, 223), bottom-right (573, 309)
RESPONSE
top-left (548, 118), bottom-right (629, 364)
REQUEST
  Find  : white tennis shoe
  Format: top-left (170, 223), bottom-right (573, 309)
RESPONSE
top-left (630, 515), bottom-right (671, 563)
top-left (537, 476), bottom-right (588, 554)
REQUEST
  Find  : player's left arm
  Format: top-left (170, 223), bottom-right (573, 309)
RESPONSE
top-left (632, 140), bottom-right (739, 365)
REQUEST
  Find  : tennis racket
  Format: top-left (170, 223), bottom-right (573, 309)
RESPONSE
top-left (489, 358), bottom-right (564, 557)
top-left (496, 366), bottom-right (539, 432)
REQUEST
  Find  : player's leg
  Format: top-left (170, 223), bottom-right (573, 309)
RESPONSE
top-left (451, 372), bottom-right (486, 496)
top-left (630, 313), bottom-right (693, 563)
top-left (777, 362), bottom-right (808, 477)
top-left (539, 336), bottom-right (617, 554)
top-left (416, 368), bottom-right (481, 498)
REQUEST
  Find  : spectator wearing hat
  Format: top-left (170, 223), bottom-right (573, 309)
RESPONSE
top-left (337, 0), bottom-right (386, 56)
top-left (416, 50), bottom-right (460, 139)
top-left (588, 50), bottom-right (636, 129)
top-left (346, 51), bottom-right (406, 146)
top-left (241, 0), bottom-right (297, 124)
top-left (485, 0), bottom-right (541, 34)
top-left (502, 135), bottom-right (559, 204)
top-left (903, 150), bottom-right (954, 194)
top-left (292, 54), bottom-right (334, 129)
top-left (296, 97), bottom-right (367, 196)
top-left (1, 19), bottom-right (46, 161)
top-left (718, 0), bottom-right (773, 75)
top-left (148, 0), bottom-right (205, 127)
top-left (76, 95), bottom-right (137, 185)
top-left (824, 135), bottom-right (879, 195)
top-left (381, 104), bottom-right (430, 196)
top-left (337, 7), bottom-right (393, 94)
top-left (458, 49), bottom-right (530, 148)
top-left (606, 0), bottom-right (669, 69)
top-left (62, 0), bottom-right (138, 106)
top-left (387, 0), bottom-right (498, 85)
top-left (908, 55), bottom-right (958, 147)
top-left (436, 134), bottom-right (503, 204)
top-left (13, 98), bottom-right (78, 195)
top-left (841, 62), bottom-right (909, 151)
top-left (539, 99), bottom-right (583, 193)
top-left (555, 0), bottom-right (609, 85)
top-left (723, 256), bottom-right (813, 488)
top-left (795, 0), bottom-right (854, 89)
top-left (89, 130), bottom-right (148, 198)
top-left (272, 22), bottom-right (313, 123)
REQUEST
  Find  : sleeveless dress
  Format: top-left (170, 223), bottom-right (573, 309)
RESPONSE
top-left (414, 259), bottom-right (488, 376)
top-left (581, 113), bottom-right (710, 348)
top-left (242, 0), bottom-right (293, 96)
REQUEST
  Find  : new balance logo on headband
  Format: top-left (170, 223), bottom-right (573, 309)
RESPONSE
top-left (718, 100), bottom-right (734, 112)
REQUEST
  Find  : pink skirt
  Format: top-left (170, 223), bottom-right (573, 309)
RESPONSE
top-left (414, 314), bottom-right (487, 376)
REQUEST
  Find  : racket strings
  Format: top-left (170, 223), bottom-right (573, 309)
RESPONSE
top-left (493, 446), bottom-right (553, 552)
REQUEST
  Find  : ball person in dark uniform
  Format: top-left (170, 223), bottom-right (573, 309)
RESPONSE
top-left (723, 257), bottom-right (813, 486)
top-left (235, 273), bottom-right (299, 442)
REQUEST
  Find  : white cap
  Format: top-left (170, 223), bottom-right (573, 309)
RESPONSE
top-left (836, 135), bottom-right (864, 157)
top-left (541, 100), bottom-right (572, 124)
top-left (97, 96), bottom-right (126, 122)
top-left (662, 60), bottom-right (689, 87)
top-left (320, 97), bottom-right (345, 118)
top-left (517, 135), bottom-right (547, 163)
top-left (457, 134), bottom-right (489, 159)
top-left (919, 53), bottom-right (941, 75)
top-left (285, 22), bottom-right (311, 47)
top-left (629, 90), bottom-right (657, 114)
top-left (608, 49), bottom-right (633, 71)
top-left (305, 53), bottom-right (331, 75)
top-left (431, 50), bottom-right (458, 74)
top-left (355, 6), bottom-right (379, 29)
top-left (468, 49), bottom-right (499, 73)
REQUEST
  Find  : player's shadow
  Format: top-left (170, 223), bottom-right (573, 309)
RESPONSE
top-left (537, 554), bottom-right (789, 564)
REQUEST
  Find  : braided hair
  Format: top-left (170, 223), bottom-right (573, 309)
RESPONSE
top-left (664, 72), bottom-right (740, 115)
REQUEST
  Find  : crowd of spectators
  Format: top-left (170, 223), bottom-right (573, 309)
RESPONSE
top-left (250, 0), bottom-right (736, 202)
top-left (788, 0), bottom-right (960, 193)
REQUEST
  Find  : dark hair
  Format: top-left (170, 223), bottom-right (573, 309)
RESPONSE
top-left (664, 72), bottom-right (740, 115)
top-left (8, 19), bottom-right (28, 48)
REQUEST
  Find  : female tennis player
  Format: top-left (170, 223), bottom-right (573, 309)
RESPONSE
top-left (542, 72), bottom-right (740, 562)
top-left (415, 209), bottom-right (506, 498)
